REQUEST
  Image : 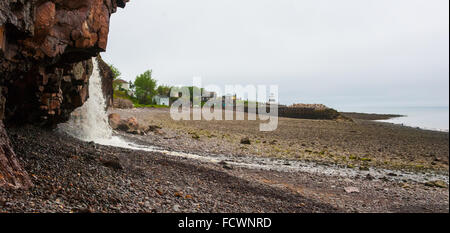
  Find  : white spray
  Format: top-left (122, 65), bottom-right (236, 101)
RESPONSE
top-left (59, 58), bottom-right (113, 142)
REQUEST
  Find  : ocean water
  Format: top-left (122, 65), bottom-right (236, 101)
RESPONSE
top-left (340, 106), bottom-right (449, 132)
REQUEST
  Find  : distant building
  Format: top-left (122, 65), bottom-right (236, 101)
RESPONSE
top-left (114, 79), bottom-right (129, 90)
top-left (152, 95), bottom-right (170, 106)
top-left (114, 79), bottom-right (134, 96)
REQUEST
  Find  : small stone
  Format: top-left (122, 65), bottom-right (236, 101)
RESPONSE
top-left (191, 132), bottom-right (200, 140)
top-left (425, 180), bottom-right (448, 188)
top-left (401, 183), bottom-right (411, 189)
top-left (343, 178), bottom-right (353, 183)
top-left (365, 174), bottom-right (375, 180)
top-left (240, 137), bottom-right (251, 145)
top-left (174, 191), bottom-right (183, 198)
top-left (359, 166), bottom-right (370, 171)
top-left (344, 187), bottom-right (360, 193)
top-left (144, 201), bottom-right (151, 208)
top-left (223, 164), bottom-right (233, 170)
top-left (155, 189), bottom-right (164, 196)
top-left (173, 204), bottom-right (181, 212)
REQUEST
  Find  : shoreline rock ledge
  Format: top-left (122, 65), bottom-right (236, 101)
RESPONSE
top-left (0, 0), bottom-right (129, 189)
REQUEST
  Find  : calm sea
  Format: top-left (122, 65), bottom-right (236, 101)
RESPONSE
top-left (339, 106), bottom-right (449, 132)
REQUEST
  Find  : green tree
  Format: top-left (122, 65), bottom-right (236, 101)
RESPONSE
top-left (134, 70), bottom-right (157, 105)
top-left (109, 64), bottom-right (122, 90)
top-left (156, 85), bottom-right (172, 96)
top-left (109, 64), bottom-right (121, 80)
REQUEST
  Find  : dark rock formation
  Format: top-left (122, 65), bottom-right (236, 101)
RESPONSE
top-left (0, 121), bottom-right (32, 189)
top-left (1, 0), bottom-right (128, 125)
top-left (97, 55), bottom-right (114, 107)
top-left (0, 0), bottom-right (128, 188)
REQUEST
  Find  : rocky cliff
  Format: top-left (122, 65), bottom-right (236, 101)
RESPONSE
top-left (0, 0), bottom-right (128, 188)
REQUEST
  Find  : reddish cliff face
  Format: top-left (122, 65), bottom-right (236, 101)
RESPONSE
top-left (1, 0), bottom-right (128, 125)
top-left (0, 0), bottom-right (128, 188)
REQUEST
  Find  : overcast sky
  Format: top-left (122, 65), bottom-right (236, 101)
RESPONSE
top-left (102, 0), bottom-right (449, 109)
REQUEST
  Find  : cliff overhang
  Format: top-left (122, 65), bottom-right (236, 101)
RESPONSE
top-left (0, 0), bottom-right (129, 189)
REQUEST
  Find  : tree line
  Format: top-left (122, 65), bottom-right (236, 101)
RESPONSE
top-left (110, 64), bottom-right (172, 106)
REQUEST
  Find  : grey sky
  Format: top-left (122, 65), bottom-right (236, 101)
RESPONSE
top-left (102, 0), bottom-right (449, 109)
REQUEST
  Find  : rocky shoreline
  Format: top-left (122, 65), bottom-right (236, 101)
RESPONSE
top-left (0, 108), bottom-right (448, 213)
top-left (1, 125), bottom-right (338, 213)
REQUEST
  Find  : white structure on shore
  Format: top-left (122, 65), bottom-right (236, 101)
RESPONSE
top-left (153, 95), bottom-right (170, 106)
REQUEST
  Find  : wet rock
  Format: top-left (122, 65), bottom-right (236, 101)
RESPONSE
top-left (425, 180), bottom-right (448, 188)
top-left (359, 166), bottom-right (370, 171)
top-left (100, 158), bottom-right (123, 170)
top-left (117, 117), bottom-right (140, 133)
top-left (190, 132), bottom-right (200, 140)
top-left (146, 125), bottom-right (164, 135)
top-left (220, 162), bottom-right (233, 170)
top-left (147, 125), bottom-right (162, 132)
top-left (365, 174), bottom-right (375, 180)
top-left (241, 137), bottom-right (251, 145)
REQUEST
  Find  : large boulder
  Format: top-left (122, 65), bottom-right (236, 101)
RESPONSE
top-left (118, 117), bottom-right (140, 133)
top-left (108, 113), bottom-right (121, 130)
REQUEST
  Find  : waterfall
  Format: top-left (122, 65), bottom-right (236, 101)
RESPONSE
top-left (59, 57), bottom-right (113, 142)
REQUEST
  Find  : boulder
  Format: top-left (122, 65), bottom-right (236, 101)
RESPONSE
top-left (117, 117), bottom-right (140, 133)
top-left (108, 113), bottom-right (121, 130)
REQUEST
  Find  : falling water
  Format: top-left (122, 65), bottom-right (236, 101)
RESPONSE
top-left (59, 58), bottom-right (113, 141)
top-left (58, 58), bottom-right (157, 148)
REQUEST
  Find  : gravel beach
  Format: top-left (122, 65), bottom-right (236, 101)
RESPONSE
top-left (0, 108), bottom-right (448, 213)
